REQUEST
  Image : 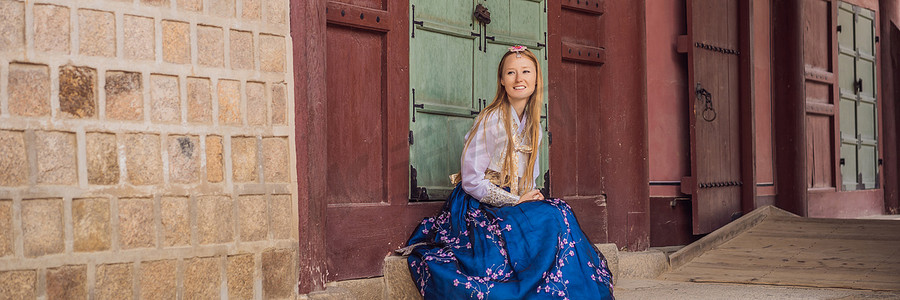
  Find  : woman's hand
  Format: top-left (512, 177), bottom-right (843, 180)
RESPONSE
top-left (518, 189), bottom-right (545, 204)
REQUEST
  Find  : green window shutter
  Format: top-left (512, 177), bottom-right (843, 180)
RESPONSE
top-left (410, 0), bottom-right (549, 200)
top-left (409, 0), bottom-right (479, 200)
top-left (838, 2), bottom-right (878, 191)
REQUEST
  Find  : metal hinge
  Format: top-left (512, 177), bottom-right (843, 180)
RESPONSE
top-left (409, 130), bottom-right (414, 145)
top-left (411, 5), bottom-right (424, 38)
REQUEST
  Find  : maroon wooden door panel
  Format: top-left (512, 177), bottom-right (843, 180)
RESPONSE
top-left (548, 0), bottom-right (609, 244)
top-left (685, 0), bottom-right (743, 234)
top-left (802, 0), bottom-right (839, 191)
top-left (320, 0), bottom-right (443, 282)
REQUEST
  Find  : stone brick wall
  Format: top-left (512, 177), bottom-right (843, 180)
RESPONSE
top-left (0, 0), bottom-right (297, 298)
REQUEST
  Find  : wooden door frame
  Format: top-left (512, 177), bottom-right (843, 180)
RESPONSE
top-left (292, 0), bottom-right (328, 293)
top-left (773, 0), bottom-right (809, 216)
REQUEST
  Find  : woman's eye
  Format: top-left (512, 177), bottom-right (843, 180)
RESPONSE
top-left (507, 71), bottom-right (515, 75)
top-left (523, 70), bottom-right (531, 74)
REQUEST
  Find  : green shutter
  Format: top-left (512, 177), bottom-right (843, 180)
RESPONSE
top-left (410, 0), bottom-right (548, 200)
top-left (838, 2), bottom-right (878, 190)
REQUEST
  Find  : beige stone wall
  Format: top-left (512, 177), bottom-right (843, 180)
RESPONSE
top-left (0, 0), bottom-right (298, 298)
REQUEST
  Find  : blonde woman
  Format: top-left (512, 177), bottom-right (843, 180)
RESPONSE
top-left (403, 46), bottom-right (614, 299)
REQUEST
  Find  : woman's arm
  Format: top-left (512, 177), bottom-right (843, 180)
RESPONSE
top-left (460, 112), bottom-right (520, 207)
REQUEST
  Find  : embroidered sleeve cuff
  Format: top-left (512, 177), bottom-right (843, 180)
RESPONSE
top-left (480, 185), bottom-right (519, 207)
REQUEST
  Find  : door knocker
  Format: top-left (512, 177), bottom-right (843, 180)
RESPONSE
top-left (474, 4), bottom-right (491, 24)
top-left (696, 83), bottom-right (717, 122)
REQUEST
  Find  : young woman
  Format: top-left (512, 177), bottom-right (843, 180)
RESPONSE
top-left (402, 46), bottom-right (615, 299)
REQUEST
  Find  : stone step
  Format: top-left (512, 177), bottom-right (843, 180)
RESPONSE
top-left (381, 243), bottom-right (674, 299)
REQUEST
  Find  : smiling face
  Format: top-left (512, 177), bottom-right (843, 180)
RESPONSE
top-left (499, 54), bottom-right (537, 103)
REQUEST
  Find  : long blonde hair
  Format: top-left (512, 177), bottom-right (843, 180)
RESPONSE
top-left (460, 49), bottom-right (544, 192)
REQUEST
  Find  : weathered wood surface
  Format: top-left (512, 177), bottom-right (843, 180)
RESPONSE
top-left (664, 213), bottom-right (900, 290)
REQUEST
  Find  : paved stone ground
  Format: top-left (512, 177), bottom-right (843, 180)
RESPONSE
top-left (615, 278), bottom-right (900, 300)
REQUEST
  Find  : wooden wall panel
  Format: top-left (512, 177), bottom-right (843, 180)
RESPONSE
top-left (807, 115), bottom-right (835, 188)
top-left (577, 64), bottom-right (604, 196)
top-left (553, 61), bottom-right (579, 197)
top-left (647, 0), bottom-right (690, 197)
top-left (801, 0), bottom-right (838, 191)
top-left (325, 25), bottom-right (385, 205)
top-left (803, 0), bottom-right (833, 70)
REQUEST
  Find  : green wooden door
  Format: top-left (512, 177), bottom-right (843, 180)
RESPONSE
top-left (410, 0), bottom-right (548, 200)
top-left (838, 2), bottom-right (878, 190)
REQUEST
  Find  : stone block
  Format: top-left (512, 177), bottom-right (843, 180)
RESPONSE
top-left (72, 197), bottom-right (111, 252)
top-left (141, 0), bottom-right (168, 7)
top-left (140, 260), bottom-right (176, 299)
top-left (177, 0), bottom-right (202, 12)
top-left (618, 249), bottom-right (669, 279)
top-left (118, 197), bottom-right (154, 249)
top-left (0, 130), bottom-right (27, 186)
top-left (160, 196), bottom-right (189, 247)
top-left (8, 63), bottom-right (51, 117)
top-left (22, 198), bottom-right (63, 257)
top-left (271, 83), bottom-right (287, 125)
top-left (0, 0), bottom-right (24, 52)
top-left (270, 194), bottom-right (292, 240)
top-left (0, 200), bottom-right (11, 256)
top-left (265, 0), bottom-right (286, 25)
top-left (35, 131), bottom-right (77, 185)
top-left (247, 82), bottom-right (266, 126)
top-left (595, 243), bottom-right (619, 285)
top-left (96, 263), bottom-right (133, 300)
top-left (198, 25), bottom-right (224, 67)
top-left (230, 30), bottom-right (253, 70)
top-left (187, 77), bottom-right (212, 123)
top-left (217, 79), bottom-right (241, 125)
top-left (0, 270), bottom-right (36, 299)
top-left (86, 132), bottom-right (119, 185)
top-left (59, 65), bottom-right (97, 118)
top-left (105, 71), bottom-right (143, 121)
top-left (262, 248), bottom-right (294, 299)
top-left (227, 254), bottom-right (254, 299)
top-left (242, 0), bottom-right (260, 20)
top-left (383, 256), bottom-right (420, 300)
top-left (259, 34), bottom-right (285, 73)
top-left (263, 137), bottom-right (289, 182)
top-left (168, 135), bottom-right (200, 183)
top-left (326, 277), bottom-right (385, 300)
top-left (124, 15), bottom-right (154, 61)
top-left (239, 195), bottom-right (266, 241)
top-left (78, 9), bottom-right (115, 57)
top-left (34, 4), bottom-right (69, 53)
top-left (162, 20), bottom-right (190, 64)
top-left (209, 0), bottom-right (235, 18)
top-left (125, 133), bottom-right (162, 185)
top-left (206, 135), bottom-right (224, 182)
top-left (47, 265), bottom-right (87, 300)
top-left (150, 74), bottom-right (181, 123)
top-left (232, 137), bottom-right (258, 182)
top-left (197, 195), bottom-right (233, 244)
top-left (184, 256), bottom-right (220, 299)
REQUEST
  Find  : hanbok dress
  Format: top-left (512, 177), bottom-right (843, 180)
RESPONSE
top-left (403, 106), bottom-right (615, 299)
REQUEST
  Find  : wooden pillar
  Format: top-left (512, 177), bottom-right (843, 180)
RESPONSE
top-left (772, 0), bottom-right (808, 216)
top-left (291, 0), bottom-right (328, 293)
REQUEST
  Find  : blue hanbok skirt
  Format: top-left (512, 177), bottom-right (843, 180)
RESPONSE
top-left (405, 184), bottom-right (614, 299)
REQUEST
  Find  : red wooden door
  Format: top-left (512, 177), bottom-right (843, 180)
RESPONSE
top-left (684, 0), bottom-right (744, 234)
top-left (548, 0), bottom-right (609, 243)
top-left (321, 0), bottom-right (442, 282)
